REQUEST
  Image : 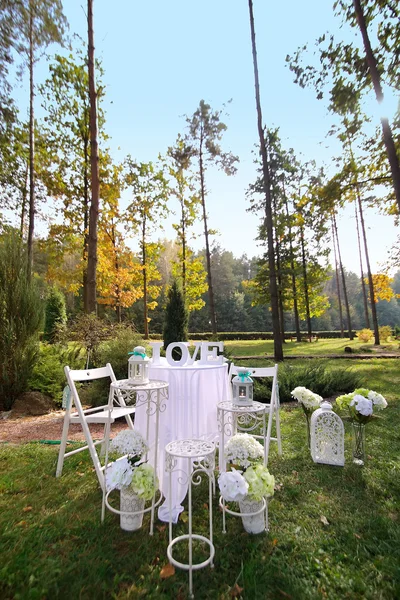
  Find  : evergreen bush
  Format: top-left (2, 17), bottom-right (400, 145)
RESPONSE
top-left (276, 360), bottom-right (362, 403)
top-left (163, 280), bottom-right (188, 359)
top-left (83, 325), bottom-right (144, 407)
top-left (0, 231), bottom-right (44, 410)
top-left (29, 343), bottom-right (82, 405)
top-left (43, 287), bottom-right (67, 343)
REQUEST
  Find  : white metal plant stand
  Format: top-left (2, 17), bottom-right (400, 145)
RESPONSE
top-left (217, 400), bottom-right (269, 534)
top-left (165, 439), bottom-right (216, 599)
top-left (102, 379), bottom-right (169, 535)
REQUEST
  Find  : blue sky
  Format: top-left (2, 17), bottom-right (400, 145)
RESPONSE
top-left (16, 0), bottom-right (400, 274)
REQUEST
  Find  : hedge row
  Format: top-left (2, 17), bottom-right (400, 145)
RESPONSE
top-left (148, 331), bottom-right (357, 341)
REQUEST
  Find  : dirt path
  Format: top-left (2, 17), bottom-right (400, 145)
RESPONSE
top-left (0, 410), bottom-right (126, 444)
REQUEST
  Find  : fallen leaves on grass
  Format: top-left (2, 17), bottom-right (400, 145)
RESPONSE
top-left (23, 506), bottom-right (33, 512)
top-left (320, 515), bottom-right (329, 526)
top-left (160, 563), bottom-right (175, 579)
top-left (230, 583), bottom-right (243, 597)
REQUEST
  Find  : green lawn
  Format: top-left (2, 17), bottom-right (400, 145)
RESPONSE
top-left (1, 357), bottom-right (399, 599)
top-left (223, 337), bottom-right (400, 358)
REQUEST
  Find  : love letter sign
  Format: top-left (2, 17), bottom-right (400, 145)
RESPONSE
top-left (149, 341), bottom-right (224, 367)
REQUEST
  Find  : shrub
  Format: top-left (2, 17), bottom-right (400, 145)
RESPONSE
top-left (163, 280), bottom-right (188, 359)
top-left (356, 329), bottom-right (373, 343)
top-left (29, 343), bottom-right (82, 405)
top-left (43, 287), bottom-right (67, 343)
top-left (83, 325), bottom-right (144, 407)
top-left (379, 325), bottom-right (393, 342)
top-left (0, 231), bottom-right (44, 410)
top-left (277, 360), bottom-right (362, 403)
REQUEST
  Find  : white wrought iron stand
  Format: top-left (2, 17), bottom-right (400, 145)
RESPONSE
top-left (217, 400), bottom-right (269, 534)
top-left (165, 439), bottom-right (215, 599)
top-left (102, 379), bottom-right (169, 535)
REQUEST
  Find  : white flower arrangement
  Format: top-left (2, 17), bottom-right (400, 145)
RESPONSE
top-left (218, 433), bottom-right (275, 504)
top-left (110, 429), bottom-right (148, 458)
top-left (218, 469), bottom-right (249, 502)
top-left (224, 433), bottom-right (264, 468)
top-left (291, 386), bottom-right (322, 409)
top-left (106, 430), bottom-right (158, 499)
top-left (336, 388), bottom-right (388, 423)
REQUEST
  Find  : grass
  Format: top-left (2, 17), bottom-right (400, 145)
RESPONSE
top-left (1, 357), bottom-right (400, 599)
top-left (223, 337), bottom-right (400, 358)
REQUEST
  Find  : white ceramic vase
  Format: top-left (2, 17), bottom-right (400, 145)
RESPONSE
top-left (120, 487), bottom-right (145, 531)
top-left (238, 496), bottom-right (266, 534)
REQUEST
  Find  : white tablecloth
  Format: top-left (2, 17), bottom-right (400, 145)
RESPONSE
top-left (134, 358), bottom-right (230, 522)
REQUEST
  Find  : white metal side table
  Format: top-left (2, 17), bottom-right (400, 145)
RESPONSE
top-left (165, 439), bottom-right (216, 599)
top-left (217, 400), bottom-right (269, 534)
top-left (102, 379), bottom-right (169, 535)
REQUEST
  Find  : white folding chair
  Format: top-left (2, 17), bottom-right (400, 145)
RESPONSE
top-left (56, 363), bottom-right (136, 490)
top-left (229, 363), bottom-right (282, 463)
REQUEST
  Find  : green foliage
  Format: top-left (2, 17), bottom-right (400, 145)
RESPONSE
top-left (0, 231), bottom-right (43, 409)
top-left (28, 343), bottom-right (82, 405)
top-left (43, 286), bottom-right (67, 343)
top-left (379, 325), bottom-right (393, 342)
top-left (277, 360), bottom-right (361, 403)
top-left (163, 280), bottom-right (188, 358)
top-left (84, 325), bottom-right (144, 407)
top-left (356, 328), bottom-right (373, 343)
top-left (0, 368), bottom-right (399, 599)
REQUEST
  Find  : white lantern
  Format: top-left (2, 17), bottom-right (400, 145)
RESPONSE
top-left (128, 346), bottom-right (149, 385)
top-left (232, 368), bottom-right (253, 406)
top-left (310, 401), bottom-right (345, 466)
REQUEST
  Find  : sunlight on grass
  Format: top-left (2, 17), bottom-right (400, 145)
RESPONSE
top-left (1, 367), bottom-right (399, 599)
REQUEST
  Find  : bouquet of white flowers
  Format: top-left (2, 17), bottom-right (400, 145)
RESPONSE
top-left (291, 386), bottom-right (322, 409)
top-left (218, 433), bottom-right (275, 503)
top-left (105, 430), bottom-right (158, 500)
top-left (336, 388), bottom-right (387, 424)
top-left (291, 386), bottom-right (322, 447)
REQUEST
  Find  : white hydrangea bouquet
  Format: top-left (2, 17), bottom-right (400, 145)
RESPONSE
top-left (218, 433), bottom-right (275, 503)
top-left (105, 430), bottom-right (158, 501)
top-left (335, 388), bottom-right (388, 424)
top-left (336, 388), bottom-right (387, 465)
top-left (291, 386), bottom-right (323, 447)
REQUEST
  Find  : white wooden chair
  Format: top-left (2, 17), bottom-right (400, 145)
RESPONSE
top-left (56, 363), bottom-right (136, 490)
top-left (229, 363), bottom-right (282, 463)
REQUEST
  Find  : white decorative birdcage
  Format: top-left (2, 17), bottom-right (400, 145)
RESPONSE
top-left (310, 401), bottom-right (344, 466)
top-left (128, 346), bottom-right (149, 385)
top-left (232, 368), bottom-right (254, 406)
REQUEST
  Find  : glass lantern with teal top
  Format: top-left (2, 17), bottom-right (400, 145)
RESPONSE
top-left (232, 368), bottom-right (253, 406)
top-left (128, 346), bottom-right (149, 385)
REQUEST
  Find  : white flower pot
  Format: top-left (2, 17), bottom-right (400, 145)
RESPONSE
top-left (120, 487), bottom-right (145, 531)
top-left (238, 496), bottom-right (266, 534)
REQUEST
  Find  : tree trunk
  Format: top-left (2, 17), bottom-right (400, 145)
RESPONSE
top-left (346, 135), bottom-right (379, 343)
top-left (271, 185), bottom-right (284, 343)
top-left (83, 135), bottom-right (90, 312)
top-left (20, 160), bottom-right (29, 237)
top-left (86, 0), bottom-right (99, 314)
top-left (199, 131), bottom-right (217, 335)
top-left (333, 212), bottom-right (354, 339)
top-left (300, 226), bottom-right (312, 338)
top-left (142, 218), bottom-right (149, 339)
top-left (180, 179), bottom-right (187, 298)
top-left (331, 217), bottom-right (344, 337)
top-left (352, 0), bottom-right (400, 212)
top-left (356, 188), bottom-right (380, 345)
top-left (248, 0), bottom-right (283, 361)
top-left (354, 201), bottom-right (370, 328)
top-left (283, 188), bottom-right (301, 342)
top-left (27, 2), bottom-right (35, 278)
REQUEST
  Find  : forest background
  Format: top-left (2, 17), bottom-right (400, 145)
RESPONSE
top-left (0, 0), bottom-right (399, 341)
